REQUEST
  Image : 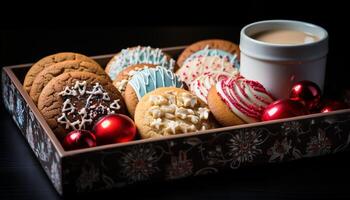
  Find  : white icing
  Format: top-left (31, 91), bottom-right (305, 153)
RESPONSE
top-left (190, 70), bottom-right (238, 103)
top-left (177, 55), bottom-right (237, 86)
top-left (57, 81), bottom-right (121, 130)
top-left (146, 91), bottom-right (212, 136)
top-left (150, 118), bottom-right (163, 129)
top-left (216, 78), bottom-right (274, 123)
top-left (108, 46), bottom-right (175, 80)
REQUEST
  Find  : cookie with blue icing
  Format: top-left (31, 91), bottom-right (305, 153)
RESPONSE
top-left (105, 46), bottom-right (176, 81)
top-left (183, 47), bottom-right (240, 69)
top-left (177, 39), bottom-right (240, 67)
top-left (124, 66), bottom-right (184, 117)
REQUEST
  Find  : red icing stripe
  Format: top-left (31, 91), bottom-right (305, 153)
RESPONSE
top-left (217, 77), bottom-right (273, 121)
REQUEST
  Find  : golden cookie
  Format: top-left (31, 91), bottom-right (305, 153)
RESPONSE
top-left (135, 87), bottom-right (215, 139)
top-left (124, 66), bottom-right (184, 117)
top-left (23, 52), bottom-right (100, 93)
top-left (207, 77), bottom-right (274, 127)
top-left (30, 60), bottom-right (108, 105)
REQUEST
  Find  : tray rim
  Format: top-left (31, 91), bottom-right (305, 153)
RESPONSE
top-left (2, 46), bottom-right (350, 158)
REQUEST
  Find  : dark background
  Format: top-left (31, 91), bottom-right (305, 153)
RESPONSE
top-left (1, 1), bottom-right (350, 199)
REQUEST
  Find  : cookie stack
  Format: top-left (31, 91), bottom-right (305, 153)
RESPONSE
top-left (23, 41), bottom-right (276, 150)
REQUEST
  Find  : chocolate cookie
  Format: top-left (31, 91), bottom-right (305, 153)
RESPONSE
top-left (38, 71), bottom-right (126, 140)
top-left (177, 39), bottom-right (240, 67)
top-left (112, 63), bottom-right (156, 96)
top-left (30, 60), bottom-right (108, 105)
top-left (105, 46), bottom-right (176, 81)
top-left (124, 66), bottom-right (184, 117)
top-left (134, 87), bottom-right (215, 139)
top-left (23, 52), bottom-right (100, 93)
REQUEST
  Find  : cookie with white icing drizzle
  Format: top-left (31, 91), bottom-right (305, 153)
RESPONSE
top-left (134, 87), bottom-right (215, 139)
top-left (177, 39), bottom-right (240, 67)
top-left (112, 63), bottom-right (157, 96)
top-left (105, 46), bottom-right (176, 81)
top-left (124, 66), bottom-right (184, 117)
top-left (207, 76), bottom-right (274, 127)
top-left (189, 70), bottom-right (239, 104)
top-left (38, 71), bottom-right (126, 140)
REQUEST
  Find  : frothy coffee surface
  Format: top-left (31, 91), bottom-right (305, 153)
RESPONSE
top-left (252, 29), bottom-right (320, 45)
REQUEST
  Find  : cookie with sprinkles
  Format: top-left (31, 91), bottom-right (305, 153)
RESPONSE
top-left (189, 70), bottom-right (239, 104)
top-left (177, 39), bottom-right (240, 67)
top-left (105, 46), bottom-right (176, 81)
top-left (113, 63), bottom-right (156, 96)
top-left (176, 55), bottom-right (239, 87)
top-left (38, 71), bottom-right (126, 140)
top-left (124, 66), bottom-right (184, 117)
top-left (134, 87), bottom-right (216, 139)
top-left (207, 76), bottom-right (274, 127)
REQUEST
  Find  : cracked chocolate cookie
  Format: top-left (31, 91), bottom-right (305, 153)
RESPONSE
top-left (23, 52), bottom-right (100, 93)
top-left (30, 60), bottom-right (108, 105)
top-left (37, 71), bottom-right (126, 140)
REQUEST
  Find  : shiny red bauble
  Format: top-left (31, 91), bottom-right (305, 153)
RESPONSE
top-left (261, 99), bottom-right (309, 121)
top-left (320, 99), bottom-right (348, 113)
top-left (93, 114), bottom-right (136, 145)
top-left (289, 80), bottom-right (321, 111)
top-left (63, 130), bottom-right (96, 151)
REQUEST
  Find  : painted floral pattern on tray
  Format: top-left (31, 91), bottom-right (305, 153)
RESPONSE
top-left (2, 68), bottom-right (350, 195)
top-left (1, 70), bottom-right (62, 194)
top-left (63, 111), bottom-right (350, 193)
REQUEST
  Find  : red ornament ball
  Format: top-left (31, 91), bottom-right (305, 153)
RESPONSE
top-left (63, 130), bottom-right (96, 151)
top-left (261, 99), bottom-right (309, 121)
top-left (93, 114), bottom-right (136, 145)
top-left (289, 80), bottom-right (321, 111)
top-left (320, 99), bottom-right (348, 113)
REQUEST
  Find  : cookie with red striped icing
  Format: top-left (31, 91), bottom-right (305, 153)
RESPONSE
top-left (207, 76), bottom-right (274, 126)
top-left (189, 70), bottom-right (239, 104)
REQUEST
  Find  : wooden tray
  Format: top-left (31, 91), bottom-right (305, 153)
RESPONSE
top-left (2, 46), bottom-right (350, 195)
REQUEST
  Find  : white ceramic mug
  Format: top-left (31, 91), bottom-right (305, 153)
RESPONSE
top-left (239, 20), bottom-right (328, 99)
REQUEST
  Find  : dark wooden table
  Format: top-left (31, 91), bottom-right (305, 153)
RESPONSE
top-left (1, 24), bottom-right (350, 199)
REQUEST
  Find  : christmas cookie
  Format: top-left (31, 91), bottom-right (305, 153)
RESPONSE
top-left (37, 71), bottom-right (126, 140)
top-left (207, 76), bottom-right (274, 126)
top-left (112, 63), bottom-right (156, 96)
top-left (134, 87), bottom-right (215, 139)
top-left (189, 70), bottom-right (239, 104)
top-left (23, 52), bottom-right (100, 93)
top-left (105, 46), bottom-right (176, 81)
top-left (124, 66), bottom-right (184, 117)
top-left (177, 39), bottom-right (240, 67)
top-left (176, 54), bottom-right (239, 86)
top-left (30, 60), bottom-right (108, 105)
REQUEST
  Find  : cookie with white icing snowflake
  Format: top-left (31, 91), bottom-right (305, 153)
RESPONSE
top-left (38, 71), bottom-right (126, 140)
top-left (134, 87), bottom-right (216, 139)
top-left (105, 46), bottom-right (176, 81)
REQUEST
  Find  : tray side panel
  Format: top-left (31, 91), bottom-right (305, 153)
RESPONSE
top-left (62, 111), bottom-right (350, 194)
top-left (1, 69), bottom-right (63, 195)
